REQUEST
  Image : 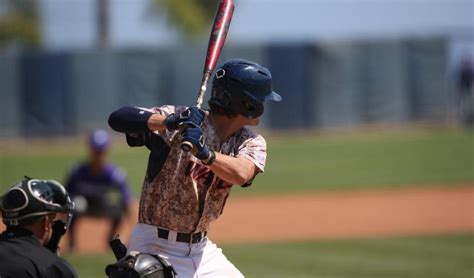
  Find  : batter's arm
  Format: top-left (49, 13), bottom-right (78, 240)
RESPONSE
top-left (181, 127), bottom-right (260, 185)
top-left (206, 154), bottom-right (258, 185)
top-left (146, 113), bottom-right (168, 131)
top-left (108, 106), bottom-right (161, 133)
top-left (109, 106), bottom-right (206, 133)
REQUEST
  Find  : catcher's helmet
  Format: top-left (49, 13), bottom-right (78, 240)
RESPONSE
top-left (105, 251), bottom-right (176, 278)
top-left (209, 59), bottom-right (282, 118)
top-left (0, 178), bottom-right (75, 226)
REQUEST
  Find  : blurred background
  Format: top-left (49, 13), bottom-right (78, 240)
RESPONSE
top-left (0, 0), bottom-right (473, 277)
top-left (0, 0), bottom-right (473, 135)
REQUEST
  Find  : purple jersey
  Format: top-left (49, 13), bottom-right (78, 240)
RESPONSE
top-left (65, 162), bottom-right (132, 205)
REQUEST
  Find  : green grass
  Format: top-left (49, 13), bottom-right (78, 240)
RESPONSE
top-left (224, 234), bottom-right (474, 278)
top-left (247, 129), bottom-right (473, 195)
top-left (0, 129), bottom-right (472, 196)
top-left (64, 252), bottom-right (116, 277)
top-left (63, 233), bottom-right (474, 278)
top-left (0, 142), bottom-right (150, 195)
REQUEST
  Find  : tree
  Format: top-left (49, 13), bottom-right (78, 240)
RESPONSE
top-left (0, 0), bottom-right (41, 49)
top-left (151, 0), bottom-right (221, 39)
top-left (97, 0), bottom-right (109, 49)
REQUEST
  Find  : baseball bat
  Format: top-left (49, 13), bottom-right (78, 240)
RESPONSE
top-left (181, 0), bottom-right (235, 152)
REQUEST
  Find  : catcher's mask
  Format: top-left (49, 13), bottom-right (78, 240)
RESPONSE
top-left (0, 178), bottom-right (75, 228)
top-left (209, 59), bottom-right (282, 119)
top-left (105, 251), bottom-right (176, 278)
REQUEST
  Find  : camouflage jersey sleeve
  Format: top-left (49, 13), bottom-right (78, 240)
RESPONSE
top-left (234, 130), bottom-right (267, 187)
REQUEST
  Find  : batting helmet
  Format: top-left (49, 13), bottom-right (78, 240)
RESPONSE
top-left (208, 59), bottom-right (282, 119)
top-left (105, 251), bottom-right (176, 278)
top-left (0, 178), bottom-right (75, 227)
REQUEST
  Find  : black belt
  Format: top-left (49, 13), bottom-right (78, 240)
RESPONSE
top-left (157, 228), bottom-right (207, 244)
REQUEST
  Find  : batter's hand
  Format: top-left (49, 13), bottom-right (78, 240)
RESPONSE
top-left (164, 106), bottom-right (206, 131)
top-left (181, 127), bottom-right (211, 161)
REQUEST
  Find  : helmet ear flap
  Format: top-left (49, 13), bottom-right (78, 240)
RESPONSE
top-left (211, 87), bottom-right (232, 107)
top-left (222, 91), bottom-right (232, 106)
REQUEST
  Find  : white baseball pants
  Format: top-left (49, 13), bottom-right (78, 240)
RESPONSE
top-left (127, 223), bottom-right (244, 278)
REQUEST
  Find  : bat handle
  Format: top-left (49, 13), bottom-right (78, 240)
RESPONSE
top-left (195, 71), bottom-right (211, 108)
top-left (180, 71), bottom-right (211, 152)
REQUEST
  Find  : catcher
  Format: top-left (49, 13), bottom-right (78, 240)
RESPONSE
top-left (0, 178), bottom-right (77, 277)
top-left (108, 59), bottom-right (282, 277)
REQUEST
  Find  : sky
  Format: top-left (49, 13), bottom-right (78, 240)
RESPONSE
top-left (39, 0), bottom-right (473, 49)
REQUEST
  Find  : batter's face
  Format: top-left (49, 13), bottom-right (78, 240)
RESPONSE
top-left (236, 114), bottom-right (261, 126)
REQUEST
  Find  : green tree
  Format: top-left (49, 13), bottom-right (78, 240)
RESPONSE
top-left (152, 0), bottom-right (222, 39)
top-left (0, 0), bottom-right (41, 49)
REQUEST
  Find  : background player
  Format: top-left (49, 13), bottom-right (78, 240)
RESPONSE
top-left (65, 129), bottom-right (133, 252)
top-left (108, 59), bottom-right (281, 277)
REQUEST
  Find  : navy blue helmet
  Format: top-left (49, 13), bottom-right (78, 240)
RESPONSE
top-left (209, 59), bottom-right (282, 118)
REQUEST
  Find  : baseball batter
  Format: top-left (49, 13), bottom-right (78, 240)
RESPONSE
top-left (108, 59), bottom-right (281, 277)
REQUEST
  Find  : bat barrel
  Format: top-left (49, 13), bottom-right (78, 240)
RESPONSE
top-left (204, 0), bottom-right (234, 72)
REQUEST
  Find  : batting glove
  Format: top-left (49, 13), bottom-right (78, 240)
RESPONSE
top-left (164, 106), bottom-right (206, 131)
top-left (181, 127), bottom-right (211, 161)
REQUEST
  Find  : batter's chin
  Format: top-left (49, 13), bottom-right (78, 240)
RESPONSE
top-left (248, 117), bottom-right (260, 126)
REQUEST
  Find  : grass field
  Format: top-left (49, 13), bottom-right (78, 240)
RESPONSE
top-left (0, 128), bottom-right (472, 195)
top-left (64, 233), bottom-right (474, 278)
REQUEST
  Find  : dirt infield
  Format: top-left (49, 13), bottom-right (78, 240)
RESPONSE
top-left (2, 185), bottom-right (473, 254)
top-left (210, 185), bottom-right (473, 244)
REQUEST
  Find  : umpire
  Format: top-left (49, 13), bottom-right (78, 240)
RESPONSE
top-left (0, 178), bottom-right (78, 278)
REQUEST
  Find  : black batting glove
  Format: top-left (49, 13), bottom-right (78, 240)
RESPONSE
top-left (164, 106), bottom-right (206, 131)
top-left (181, 127), bottom-right (211, 161)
